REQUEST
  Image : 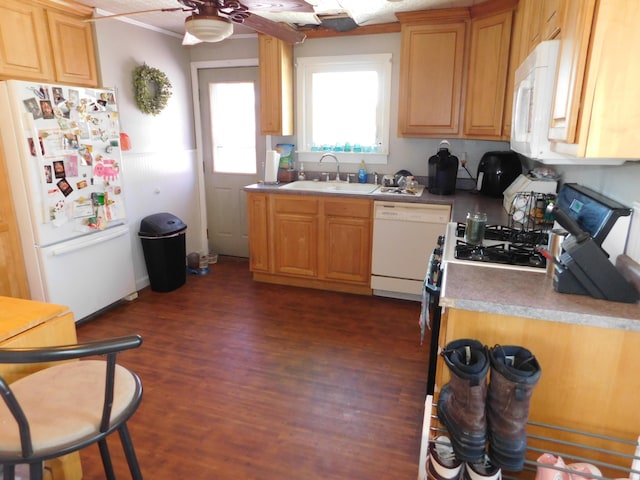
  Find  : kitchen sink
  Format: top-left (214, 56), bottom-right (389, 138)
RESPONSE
top-left (279, 180), bottom-right (380, 195)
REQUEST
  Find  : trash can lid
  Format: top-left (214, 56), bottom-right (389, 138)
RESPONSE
top-left (139, 212), bottom-right (187, 237)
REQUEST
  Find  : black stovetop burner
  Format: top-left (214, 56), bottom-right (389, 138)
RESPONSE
top-left (454, 241), bottom-right (546, 268)
top-left (456, 223), bottom-right (549, 246)
top-left (454, 223), bottom-right (548, 268)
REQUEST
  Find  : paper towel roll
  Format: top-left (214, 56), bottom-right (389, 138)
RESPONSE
top-left (264, 150), bottom-right (280, 184)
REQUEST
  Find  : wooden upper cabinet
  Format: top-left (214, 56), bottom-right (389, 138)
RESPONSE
top-left (47, 9), bottom-right (98, 87)
top-left (463, 8), bottom-right (513, 139)
top-left (0, 0), bottom-right (98, 86)
top-left (397, 9), bottom-right (468, 137)
top-left (548, 0), bottom-right (595, 145)
top-left (551, 0), bottom-right (640, 159)
top-left (0, 0), bottom-right (53, 81)
top-left (258, 34), bottom-right (294, 136)
top-left (540, 0), bottom-right (563, 40)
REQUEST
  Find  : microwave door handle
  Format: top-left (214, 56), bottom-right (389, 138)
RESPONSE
top-left (513, 79), bottom-right (532, 141)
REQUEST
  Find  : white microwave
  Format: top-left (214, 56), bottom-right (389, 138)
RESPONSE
top-left (510, 40), bottom-right (572, 163)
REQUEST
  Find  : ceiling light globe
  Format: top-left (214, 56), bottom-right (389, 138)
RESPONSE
top-left (185, 16), bottom-right (233, 43)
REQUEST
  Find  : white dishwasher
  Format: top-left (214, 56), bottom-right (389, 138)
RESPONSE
top-left (371, 201), bottom-right (450, 300)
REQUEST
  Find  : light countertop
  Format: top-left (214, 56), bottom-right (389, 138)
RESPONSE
top-left (441, 262), bottom-right (640, 331)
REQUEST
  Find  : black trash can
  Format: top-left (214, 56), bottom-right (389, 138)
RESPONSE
top-left (139, 212), bottom-right (187, 292)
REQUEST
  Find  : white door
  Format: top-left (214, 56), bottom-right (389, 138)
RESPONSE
top-left (198, 67), bottom-right (264, 257)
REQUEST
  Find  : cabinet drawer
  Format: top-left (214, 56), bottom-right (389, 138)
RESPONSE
top-left (324, 198), bottom-right (371, 218)
top-left (272, 195), bottom-right (319, 214)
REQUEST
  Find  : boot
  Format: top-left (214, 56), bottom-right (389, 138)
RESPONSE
top-left (437, 339), bottom-right (490, 463)
top-left (487, 345), bottom-right (542, 471)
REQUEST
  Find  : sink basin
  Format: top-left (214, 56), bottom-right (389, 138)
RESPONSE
top-left (279, 180), bottom-right (380, 195)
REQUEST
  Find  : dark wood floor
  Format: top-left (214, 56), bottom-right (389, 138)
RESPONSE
top-left (76, 256), bottom-right (430, 479)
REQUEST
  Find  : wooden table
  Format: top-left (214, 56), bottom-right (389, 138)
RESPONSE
top-left (0, 296), bottom-right (82, 480)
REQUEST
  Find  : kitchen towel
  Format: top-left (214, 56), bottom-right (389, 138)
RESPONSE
top-left (264, 150), bottom-right (280, 184)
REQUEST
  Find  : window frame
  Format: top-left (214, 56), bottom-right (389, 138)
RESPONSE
top-left (296, 53), bottom-right (392, 165)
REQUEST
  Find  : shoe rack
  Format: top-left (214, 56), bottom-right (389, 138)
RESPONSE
top-left (419, 398), bottom-right (640, 480)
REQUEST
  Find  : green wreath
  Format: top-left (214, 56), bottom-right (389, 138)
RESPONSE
top-left (132, 63), bottom-right (172, 115)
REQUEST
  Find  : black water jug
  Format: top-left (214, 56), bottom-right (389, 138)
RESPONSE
top-left (428, 140), bottom-right (459, 195)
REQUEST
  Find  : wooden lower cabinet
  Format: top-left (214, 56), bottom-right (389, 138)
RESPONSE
top-left (321, 199), bottom-right (371, 284)
top-left (435, 308), bottom-right (640, 473)
top-left (272, 195), bottom-right (319, 277)
top-left (247, 192), bottom-right (372, 294)
top-left (246, 192), bottom-right (270, 273)
top-left (0, 296), bottom-right (82, 479)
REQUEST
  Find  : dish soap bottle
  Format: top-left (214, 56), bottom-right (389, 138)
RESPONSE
top-left (298, 162), bottom-right (306, 180)
top-left (358, 160), bottom-right (367, 184)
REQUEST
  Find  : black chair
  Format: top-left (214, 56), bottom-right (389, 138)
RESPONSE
top-left (0, 335), bottom-right (144, 480)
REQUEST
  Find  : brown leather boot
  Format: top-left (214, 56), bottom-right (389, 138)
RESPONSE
top-left (437, 339), bottom-right (490, 463)
top-left (487, 345), bottom-right (541, 472)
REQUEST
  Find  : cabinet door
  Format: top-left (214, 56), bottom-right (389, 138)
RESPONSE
top-left (258, 34), bottom-right (293, 136)
top-left (247, 193), bottom-right (270, 273)
top-left (464, 10), bottom-right (513, 139)
top-left (577, 0), bottom-right (640, 158)
top-left (502, 0), bottom-right (526, 138)
top-left (541, 0), bottom-right (563, 40)
top-left (398, 21), bottom-right (467, 137)
top-left (0, 139), bottom-right (29, 299)
top-left (272, 196), bottom-right (318, 277)
top-left (47, 10), bottom-right (98, 86)
top-left (548, 0), bottom-right (596, 143)
top-left (0, 0), bottom-right (53, 81)
top-left (321, 199), bottom-right (371, 284)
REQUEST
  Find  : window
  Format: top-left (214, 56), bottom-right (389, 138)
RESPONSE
top-left (209, 82), bottom-right (256, 174)
top-left (296, 53), bottom-right (392, 165)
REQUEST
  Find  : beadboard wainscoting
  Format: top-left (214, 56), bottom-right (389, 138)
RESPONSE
top-left (121, 149), bottom-right (204, 291)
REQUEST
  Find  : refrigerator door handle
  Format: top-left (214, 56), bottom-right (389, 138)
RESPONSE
top-left (50, 228), bottom-right (129, 257)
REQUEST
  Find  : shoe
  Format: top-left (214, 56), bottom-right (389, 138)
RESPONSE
top-left (427, 436), bottom-right (463, 480)
top-left (535, 453), bottom-right (570, 480)
top-left (567, 463), bottom-right (602, 480)
top-left (463, 455), bottom-right (502, 480)
top-left (437, 339), bottom-right (490, 463)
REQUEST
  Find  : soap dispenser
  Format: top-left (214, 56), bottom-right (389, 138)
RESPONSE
top-left (298, 162), bottom-right (306, 180)
top-left (358, 160), bottom-right (367, 184)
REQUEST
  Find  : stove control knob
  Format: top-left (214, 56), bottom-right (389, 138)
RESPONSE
top-left (437, 235), bottom-right (445, 247)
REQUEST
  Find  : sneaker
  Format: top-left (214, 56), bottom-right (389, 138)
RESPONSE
top-left (427, 436), bottom-right (463, 480)
top-left (567, 463), bottom-right (602, 480)
top-left (463, 455), bottom-right (502, 480)
top-left (535, 453), bottom-right (570, 480)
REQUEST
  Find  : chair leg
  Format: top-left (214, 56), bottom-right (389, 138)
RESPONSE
top-left (98, 438), bottom-right (116, 480)
top-left (119, 423), bottom-right (143, 480)
top-left (28, 462), bottom-right (43, 480)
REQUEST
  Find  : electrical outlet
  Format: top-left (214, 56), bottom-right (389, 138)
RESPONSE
top-left (626, 201), bottom-right (640, 264)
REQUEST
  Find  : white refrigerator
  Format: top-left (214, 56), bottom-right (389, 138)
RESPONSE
top-left (0, 79), bottom-right (137, 321)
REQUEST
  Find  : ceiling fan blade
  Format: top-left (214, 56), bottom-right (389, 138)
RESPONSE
top-left (85, 7), bottom-right (193, 22)
top-left (237, 13), bottom-right (306, 44)
top-left (240, 0), bottom-right (314, 13)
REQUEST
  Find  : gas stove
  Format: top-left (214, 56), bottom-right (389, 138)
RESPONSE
top-left (375, 185), bottom-right (425, 196)
top-left (442, 222), bottom-right (549, 273)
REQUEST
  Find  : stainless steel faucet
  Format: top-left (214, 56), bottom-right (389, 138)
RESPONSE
top-left (319, 152), bottom-right (341, 181)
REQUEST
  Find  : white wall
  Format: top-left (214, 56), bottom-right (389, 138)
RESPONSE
top-left (93, 21), bottom-right (203, 290)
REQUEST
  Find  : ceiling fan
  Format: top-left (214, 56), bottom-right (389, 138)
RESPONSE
top-left (88, 0), bottom-right (311, 45)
